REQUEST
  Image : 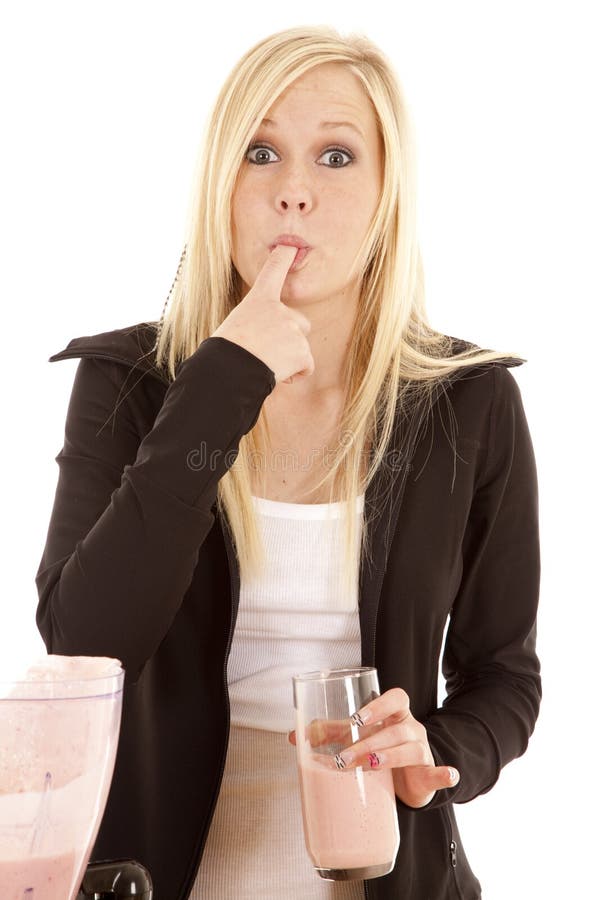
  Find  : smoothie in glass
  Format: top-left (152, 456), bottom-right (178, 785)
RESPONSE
top-left (293, 667), bottom-right (401, 881)
top-left (298, 755), bottom-right (399, 873)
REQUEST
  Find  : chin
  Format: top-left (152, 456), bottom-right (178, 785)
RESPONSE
top-left (280, 282), bottom-right (314, 304)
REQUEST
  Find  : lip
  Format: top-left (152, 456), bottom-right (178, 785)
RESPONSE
top-left (268, 233), bottom-right (311, 251)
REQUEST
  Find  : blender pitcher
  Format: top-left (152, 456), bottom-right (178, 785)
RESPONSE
top-left (0, 655), bottom-right (124, 900)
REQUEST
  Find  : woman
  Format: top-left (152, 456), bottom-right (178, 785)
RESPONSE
top-left (36, 25), bottom-right (541, 900)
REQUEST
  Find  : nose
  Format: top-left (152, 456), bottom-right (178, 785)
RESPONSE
top-left (274, 173), bottom-right (313, 214)
top-left (278, 198), bottom-right (308, 212)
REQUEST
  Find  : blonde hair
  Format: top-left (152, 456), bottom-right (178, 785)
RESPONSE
top-left (146, 25), bottom-right (524, 598)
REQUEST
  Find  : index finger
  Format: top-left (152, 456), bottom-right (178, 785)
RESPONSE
top-left (250, 243), bottom-right (297, 300)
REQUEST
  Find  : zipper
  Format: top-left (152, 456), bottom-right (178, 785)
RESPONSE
top-left (441, 805), bottom-right (464, 899)
top-left (450, 840), bottom-right (457, 868)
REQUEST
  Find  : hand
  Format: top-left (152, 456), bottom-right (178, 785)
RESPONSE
top-left (211, 244), bottom-right (314, 385)
top-left (288, 687), bottom-right (460, 808)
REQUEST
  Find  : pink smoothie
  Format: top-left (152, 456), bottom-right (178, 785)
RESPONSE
top-left (0, 849), bottom-right (78, 899)
top-left (0, 656), bottom-right (123, 900)
top-left (298, 758), bottom-right (400, 870)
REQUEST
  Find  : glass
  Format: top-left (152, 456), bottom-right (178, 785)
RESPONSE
top-left (292, 667), bottom-right (400, 881)
top-left (0, 655), bottom-right (124, 900)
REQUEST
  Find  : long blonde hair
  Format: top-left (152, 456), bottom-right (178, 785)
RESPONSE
top-left (146, 25), bottom-right (524, 598)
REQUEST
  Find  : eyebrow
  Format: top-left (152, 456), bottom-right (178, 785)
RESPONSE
top-left (260, 117), bottom-right (365, 141)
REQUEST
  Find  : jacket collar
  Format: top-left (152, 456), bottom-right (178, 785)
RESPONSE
top-left (48, 321), bottom-right (171, 385)
top-left (48, 321), bottom-right (523, 389)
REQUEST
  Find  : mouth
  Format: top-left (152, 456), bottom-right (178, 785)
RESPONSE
top-left (286, 246), bottom-right (310, 269)
top-left (268, 234), bottom-right (312, 270)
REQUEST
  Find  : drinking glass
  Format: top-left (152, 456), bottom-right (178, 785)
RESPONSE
top-left (292, 667), bottom-right (400, 881)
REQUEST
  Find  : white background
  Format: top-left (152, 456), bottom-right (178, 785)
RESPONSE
top-left (1, 1), bottom-right (598, 897)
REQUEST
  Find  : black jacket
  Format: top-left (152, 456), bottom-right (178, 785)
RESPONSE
top-left (36, 322), bottom-right (541, 899)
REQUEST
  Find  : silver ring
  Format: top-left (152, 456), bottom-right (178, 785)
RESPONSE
top-left (350, 712), bottom-right (366, 728)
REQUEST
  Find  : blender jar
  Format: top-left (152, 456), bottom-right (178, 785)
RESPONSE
top-left (0, 655), bottom-right (124, 900)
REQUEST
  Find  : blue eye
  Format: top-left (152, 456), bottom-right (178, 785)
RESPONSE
top-left (245, 143), bottom-right (354, 168)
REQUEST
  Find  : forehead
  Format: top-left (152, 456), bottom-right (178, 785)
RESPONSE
top-left (264, 63), bottom-right (376, 128)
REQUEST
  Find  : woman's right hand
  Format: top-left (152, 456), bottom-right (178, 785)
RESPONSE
top-left (211, 244), bottom-right (315, 384)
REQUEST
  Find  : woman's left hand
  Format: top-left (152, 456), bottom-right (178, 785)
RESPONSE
top-left (288, 687), bottom-right (459, 808)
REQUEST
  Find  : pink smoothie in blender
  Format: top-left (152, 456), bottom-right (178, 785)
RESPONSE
top-left (0, 655), bottom-right (124, 900)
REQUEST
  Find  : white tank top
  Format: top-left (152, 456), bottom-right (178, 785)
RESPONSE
top-left (190, 494), bottom-right (366, 900)
top-left (227, 492), bottom-right (365, 732)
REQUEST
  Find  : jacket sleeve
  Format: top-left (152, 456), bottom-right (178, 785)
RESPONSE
top-left (35, 336), bottom-right (275, 686)
top-left (415, 364), bottom-right (541, 810)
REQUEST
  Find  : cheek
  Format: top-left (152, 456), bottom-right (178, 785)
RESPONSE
top-left (324, 180), bottom-right (367, 224)
top-left (344, 177), bottom-right (379, 233)
top-left (233, 177), bottom-right (261, 215)
top-left (232, 196), bottom-right (265, 261)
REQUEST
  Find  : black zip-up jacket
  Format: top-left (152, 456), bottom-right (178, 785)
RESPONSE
top-left (35, 322), bottom-right (541, 899)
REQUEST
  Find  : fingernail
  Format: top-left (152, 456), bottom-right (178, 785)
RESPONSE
top-left (367, 752), bottom-right (383, 768)
top-left (334, 750), bottom-right (355, 769)
top-left (448, 767), bottom-right (458, 783)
